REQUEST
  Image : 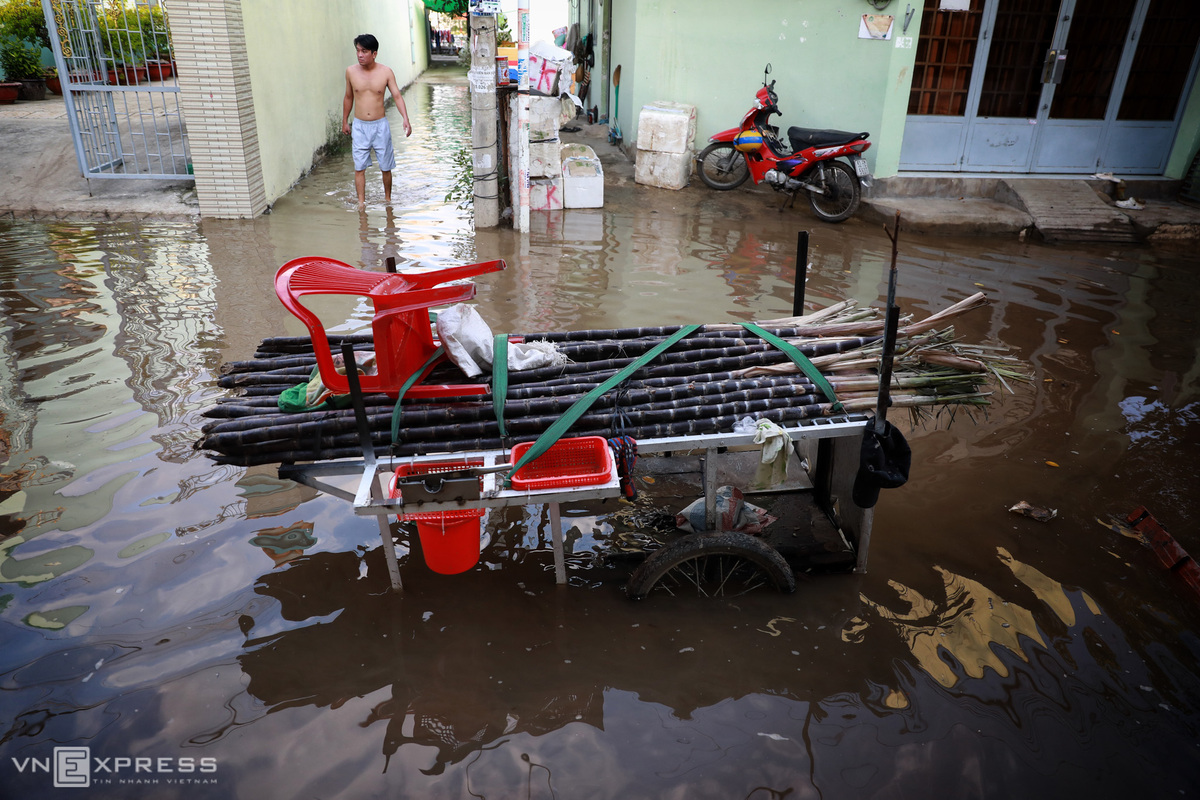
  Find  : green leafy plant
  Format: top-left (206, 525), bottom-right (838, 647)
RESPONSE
top-left (97, 12), bottom-right (143, 67)
top-left (496, 12), bottom-right (512, 45)
top-left (443, 145), bottom-right (474, 209)
top-left (136, 4), bottom-right (171, 60)
top-left (0, 36), bottom-right (42, 79)
top-left (0, 0), bottom-right (51, 50)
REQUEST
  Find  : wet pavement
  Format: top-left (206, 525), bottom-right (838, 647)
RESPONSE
top-left (1, 67), bottom-right (1199, 799)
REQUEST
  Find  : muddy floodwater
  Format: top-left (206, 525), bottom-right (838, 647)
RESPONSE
top-left (2, 73), bottom-right (1199, 799)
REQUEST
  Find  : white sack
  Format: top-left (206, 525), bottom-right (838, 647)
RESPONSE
top-left (435, 303), bottom-right (568, 377)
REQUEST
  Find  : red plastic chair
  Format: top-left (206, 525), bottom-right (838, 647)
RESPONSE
top-left (275, 256), bottom-right (507, 398)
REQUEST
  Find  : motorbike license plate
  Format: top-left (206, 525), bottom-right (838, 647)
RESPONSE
top-left (852, 157), bottom-right (870, 177)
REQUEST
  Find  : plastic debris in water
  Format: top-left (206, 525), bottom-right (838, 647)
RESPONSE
top-left (1009, 500), bottom-right (1057, 522)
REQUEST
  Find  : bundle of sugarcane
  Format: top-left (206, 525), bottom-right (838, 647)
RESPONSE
top-left (196, 292), bottom-right (1024, 467)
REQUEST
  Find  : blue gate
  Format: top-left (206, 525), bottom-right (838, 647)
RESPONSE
top-left (41, 0), bottom-right (192, 180)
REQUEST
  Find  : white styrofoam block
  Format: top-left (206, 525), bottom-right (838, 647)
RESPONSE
top-left (560, 143), bottom-right (597, 161)
top-left (636, 101), bottom-right (697, 153)
top-left (527, 54), bottom-right (558, 95)
top-left (530, 140), bottom-right (561, 178)
top-left (562, 156), bottom-right (603, 208)
top-left (635, 149), bottom-right (693, 190)
top-left (529, 95), bottom-right (562, 141)
top-left (530, 177), bottom-right (564, 210)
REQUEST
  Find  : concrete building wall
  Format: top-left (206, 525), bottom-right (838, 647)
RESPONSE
top-left (169, 0), bottom-right (266, 218)
top-left (168, 0), bottom-right (428, 218)
top-left (242, 0), bottom-right (425, 206)
top-left (605, 0), bottom-right (916, 177)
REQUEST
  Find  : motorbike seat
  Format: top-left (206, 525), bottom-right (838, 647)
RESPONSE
top-left (788, 127), bottom-right (870, 150)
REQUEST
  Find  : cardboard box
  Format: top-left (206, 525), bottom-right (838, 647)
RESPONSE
top-left (635, 149), bottom-right (693, 190)
top-left (636, 101), bottom-right (697, 154)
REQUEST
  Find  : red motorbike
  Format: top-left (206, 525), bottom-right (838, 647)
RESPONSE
top-left (697, 64), bottom-right (872, 223)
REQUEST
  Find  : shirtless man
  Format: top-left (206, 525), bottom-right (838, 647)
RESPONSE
top-left (342, 34), bottom-right (412, 208)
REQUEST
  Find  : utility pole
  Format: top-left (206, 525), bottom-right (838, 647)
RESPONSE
top-left (516, 0), bottom-right (530, 233)
top-left (468, 8), bottom-right (499, 228)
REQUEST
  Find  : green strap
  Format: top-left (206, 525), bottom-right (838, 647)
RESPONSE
top-left (390, 346), bottom-right (447, 445)
top-left (492, 333), bottom-right (509, 438)
top-left (741, 322), bottom-right (842, 411)
top-left (504, 324), bottom-right (701, 487)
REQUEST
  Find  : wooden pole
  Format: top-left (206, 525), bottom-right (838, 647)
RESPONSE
top-left (792, 230), bottom-right (808, 316)
top-left (875, 211), bottom-right (901, 433)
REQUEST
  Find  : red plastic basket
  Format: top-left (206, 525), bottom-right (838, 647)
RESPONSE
top-left (509, 436), bottom-right (616, 491)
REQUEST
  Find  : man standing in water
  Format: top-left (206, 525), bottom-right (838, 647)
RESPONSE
top-left (342, 34), bottom-right (412, 209)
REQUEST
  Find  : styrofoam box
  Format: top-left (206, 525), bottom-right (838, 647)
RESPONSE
top-left (530, 177), bottom-right (564, 211)
top-left (529, 95), bottom-right (562, 139)
top-left (563, 155), bottom-right (604, 208)
top-left (635, 149), bottom-right (692, 190)
top-left (560, 143), bottom-right (594, 160)
top-left (636, 101), bottom-right (697, 154)
top-left (530, 140), bottom-right (561, 178)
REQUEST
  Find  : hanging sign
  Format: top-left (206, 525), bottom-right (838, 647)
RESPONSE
top-left (470, 0), bottom-right (500, 14)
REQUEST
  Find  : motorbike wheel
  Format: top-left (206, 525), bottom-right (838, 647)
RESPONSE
top-left (807, 160), bottom-right (860, 223)
top-left (697, 142), bottom-right (750, 190)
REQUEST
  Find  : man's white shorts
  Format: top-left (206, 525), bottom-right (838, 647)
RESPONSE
top-left (352, 117), bottom-right (396, 172)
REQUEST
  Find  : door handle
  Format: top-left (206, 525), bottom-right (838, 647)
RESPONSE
top-left (1042, 49), bottom-right (1067, 84)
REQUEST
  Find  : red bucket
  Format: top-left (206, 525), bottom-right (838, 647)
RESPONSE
top-left (389, 461), bottom-right (485, 575)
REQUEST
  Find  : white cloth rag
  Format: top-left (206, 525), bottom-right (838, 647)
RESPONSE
top-left (435, 303), bottom-right (568, 377)
top-left (752, 418), bottom-right (790, 487)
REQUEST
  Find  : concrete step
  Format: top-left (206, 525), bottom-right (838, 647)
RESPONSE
top-left (1006, 179), bottom-right (1139, 244)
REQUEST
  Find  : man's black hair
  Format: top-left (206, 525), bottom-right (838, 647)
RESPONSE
top-left (354, 34), bottom-right (378, 52)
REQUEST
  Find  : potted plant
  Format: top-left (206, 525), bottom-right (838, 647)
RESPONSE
top-left (44, 64), bottom-right (59, 94)
top-left (137, 4), bottom-right (172, 80)
top-left (0, 80), bottom-right (19, 103)
top-left (0, 0), bottom-right (50, 96)
top-left (98, 13), bottom-right (144, 85)
top-left (0, 37), bottom-right (45, 99)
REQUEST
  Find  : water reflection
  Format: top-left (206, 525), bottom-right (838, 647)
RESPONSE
top-left (848, 549), bottom-right (1087, 688)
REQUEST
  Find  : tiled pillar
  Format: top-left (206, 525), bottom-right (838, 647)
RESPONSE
top-left (165, 0), bottom-right (267, 218)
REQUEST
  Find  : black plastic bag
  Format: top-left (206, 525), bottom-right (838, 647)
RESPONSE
top-left (852, 421), bottom-right (911, 509)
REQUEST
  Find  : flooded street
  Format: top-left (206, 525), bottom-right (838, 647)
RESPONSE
top-left (2, 73), bottom-right (1199, 799)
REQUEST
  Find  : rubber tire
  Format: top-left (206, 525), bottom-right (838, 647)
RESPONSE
top-left (626, 531), bottom-right (796, 600)
top-left (807, 160), bottom-right (861, 223)
top-left (697, 142), bottom-right (750, 190)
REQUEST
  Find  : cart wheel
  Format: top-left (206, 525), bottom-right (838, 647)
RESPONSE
top-left (626, 532), bottom-right (795, 600)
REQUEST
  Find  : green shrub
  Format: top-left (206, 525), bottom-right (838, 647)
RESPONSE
top-left (1, 36), bottom-right (42, 79)
top-left (97, 12), bottom-right (143, 66)
top-left (136, 5), bottom-right (171, 60)
top-left (0, 0), bottom-right (50, 50)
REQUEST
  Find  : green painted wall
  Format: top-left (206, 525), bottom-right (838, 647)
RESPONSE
top-left (606, 0), bottom-right (918, 177)
top-left (242, 0), bottom-right (427, 205)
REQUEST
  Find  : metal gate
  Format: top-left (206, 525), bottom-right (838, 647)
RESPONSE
top-left (40, 0), bottom-right (192, 180)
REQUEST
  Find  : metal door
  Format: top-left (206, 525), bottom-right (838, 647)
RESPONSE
top-left (41, 0), bottom-right (192, 180)
top-left (901, 0), bottom-right (1199, 174)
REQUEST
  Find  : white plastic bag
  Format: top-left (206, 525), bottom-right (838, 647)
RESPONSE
top-left (435, 303), bottom-right (568, 376)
